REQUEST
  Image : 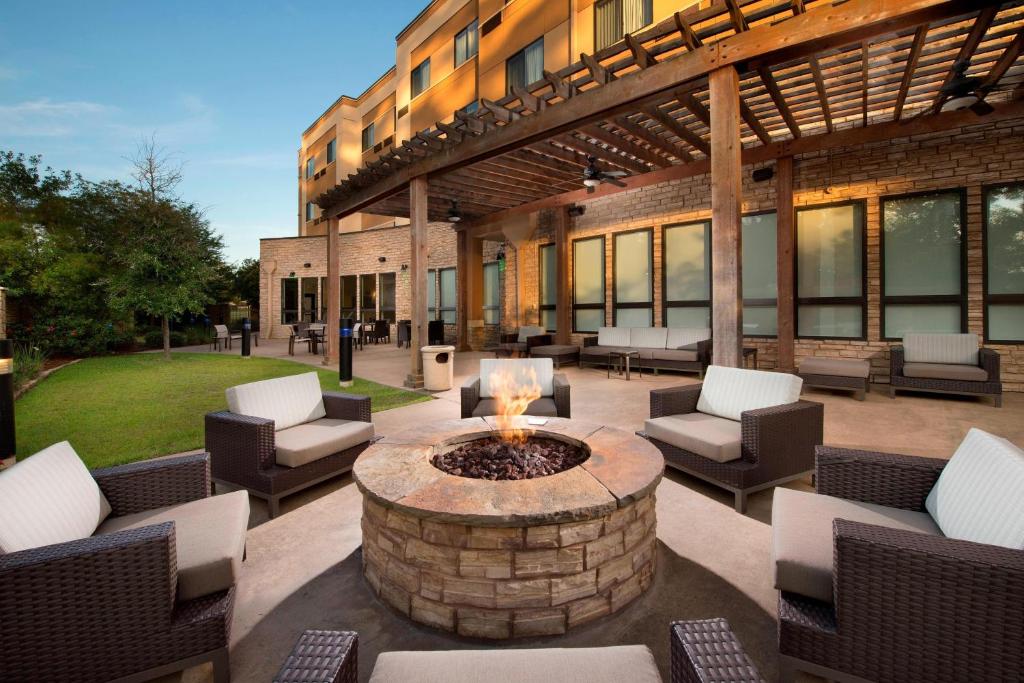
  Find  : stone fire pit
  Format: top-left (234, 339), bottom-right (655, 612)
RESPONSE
top-left (352, 416), bottom-right (663, 639)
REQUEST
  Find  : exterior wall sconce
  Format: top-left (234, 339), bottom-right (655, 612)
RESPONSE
top-left (379, 256), bottom-right (387, 263)
top-left (303, 263), bottom-right (311, 268)
top-left (401, 264), bottom-right (409, 271)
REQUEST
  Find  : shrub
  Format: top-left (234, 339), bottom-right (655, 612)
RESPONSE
top-left (9, 316), bottom-right (124, 357)
top-left (13, 344), bottom-right (46, 392)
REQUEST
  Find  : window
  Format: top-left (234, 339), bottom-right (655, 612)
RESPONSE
top-left (984, 183), bottom-right (1024, 343)
top-left (301, 277), bottom-right (318, 322)
top-left (411, 59), bottom-right (430, 98)
top-left (379, 272), bottom-right (396, 323)
top-left (881, 190), bottom-right (966, 339)
top-left (796, 201), bottom-right (866, 339)
top-left (360, 274), bottom-right (377, 323)
top-left (427, 269), bottom-right (437, 320)
top-left (439, 267), bottom-right (457, 324)
top-left (305, 157), bottom-right (314, 178)
top-left (319, 276), bottom-right (328, 321)
top-left (595, 0), bottom-right (653, 51)
top-left (483, 262), bottom-right (500, 325)
top-left (506, 38), bottom-right (543, 95)
top-left (455, 20), bottom-right (479, 68)
top-left (281, 278), bottom-right (299, 324)
top-left (573, 236), bottom-right (605, 332)
top-left (305, 201), bottom-right (315, 222)
top-left (662, 221), bottom-right (710, 328)
top-left (743, 212), bottom-right (778, 337)
top-left (539, 244), bottom-right (557, 332)
top-left (457, 100), bottom-right (479, 117)
top-left (361, 123), bottom-right (375, 152)
top-left (614, 229), bottom-right (653, 326)
top-left (340, 275), bottom-right (357, 322)
top-left (326, 139), bottom-right (336, 164)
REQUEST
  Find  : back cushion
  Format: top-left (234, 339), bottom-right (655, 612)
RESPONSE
top-left (926, 428), bottom-right (1024, 549)
top-left (597, 327), bottom-right (631, 347)
top-left (629, 327), bottom-right (668, 349)
top-left (226, 371), bottom-right (326, 431)
top-left (517, 326), bottom-right (545, 343)
top-left (904, 333), bottom-right (978, 365)
top-left (697, 366), bottom-right (803, 422)
top-left (0, 442), bottom-right (112, 554)
top-left (667, 328), bottom-right (711, 350)
top-left (480, 358), bottom-right (555, 398)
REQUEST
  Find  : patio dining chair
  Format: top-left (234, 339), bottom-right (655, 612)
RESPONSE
top-left (288, 324), bottom-right (313, 356)
top-left (373, 319), bottom-right (391, 344)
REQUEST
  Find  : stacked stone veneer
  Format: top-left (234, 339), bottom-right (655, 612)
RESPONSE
top-left (360, 493), bottom-right (657, 638)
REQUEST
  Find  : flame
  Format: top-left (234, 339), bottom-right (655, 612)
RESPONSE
top-left (489, 366), bottom-right (543, 444)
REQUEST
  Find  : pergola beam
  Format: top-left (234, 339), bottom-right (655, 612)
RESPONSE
top-left (894, 25), bottom-right (929, 120)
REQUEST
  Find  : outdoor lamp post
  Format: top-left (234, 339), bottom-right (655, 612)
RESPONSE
top-left (0, 339), bottom-right (15, 467)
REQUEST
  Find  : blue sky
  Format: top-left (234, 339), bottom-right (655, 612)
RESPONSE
top-left (1, 1), bottom-right (425, 262)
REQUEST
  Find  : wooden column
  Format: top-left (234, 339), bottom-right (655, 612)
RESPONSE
top-left (455, 230), bottom-right (483, 352)
top-left (775, 156), bottom-right (796, 372)
top-left (325, 217), bottom-right (341, 365)
top-left (406, 177), bottom-right (428, 388)
top-left (710, 66), bottom-right (744, 368)
top-left (456, 229), bottom-right (469, 352)
top-left (554, 207), bottom-right (572, 344)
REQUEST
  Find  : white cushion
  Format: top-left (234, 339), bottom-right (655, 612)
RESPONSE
top-left (226, 371), bottom-right (326, 432)
top-left (644, 413), bottom-right (742, 463)
top-left (629, 327), bottom-right (669, 349)
top-left (275, 418), bottom-right (375, 468)
top-left (479, 358), bottom-right (555, 398)
top-left (696, 366), bottom-right (803, 422)
top-left (666, 328), bottom-right (711, 349)
top-left (903, 333), bottom-right (978, 365)
top-left (0, 442), bottom-right (111, 554)
top-left (517, 326), bottom-right (545, 343)
top-left (925, 428), bottom-right (1024, 549)
top-left (597, 327), bottom-right (631, 347)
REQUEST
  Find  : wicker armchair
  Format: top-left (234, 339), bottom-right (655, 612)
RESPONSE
top-left (461, 358), bottom-right (570, 419)
top-left (0, 453), bottom-right (236, 683)
top-left (498, 325), bottom-right (550, 357)
top-left (890, 343), bottom-right (1002, 407)
top-left (776, 446), bottom-right (1024, 682)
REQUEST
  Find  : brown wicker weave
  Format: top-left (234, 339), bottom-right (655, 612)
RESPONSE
top-left (0, 453), bottom-right (235, 683)
top-left (797, 372), bottom-right (869, 401)
top-left (778, 446), bottom-right (1024, 683)
top-left (671, 619), bottom-right (765, 683)
top-left (582, 336), bottom-right (712, 377)
top-left (461, 372), bottom-right (571, 419)
top-left (498, 332), bottom-right (552, 357)
top-left (274, 630), bottom-right (358, 683)
top-left (889, 345), bottom-right (1002, 407)
top-left (205, 391), bottom-right (374, 518)
top-left (642, 383), bottom-right (823, 513)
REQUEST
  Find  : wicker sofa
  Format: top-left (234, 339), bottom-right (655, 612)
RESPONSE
top-left (582, 327), bottom-right (712, 377)
top-left (642, 366), bottom-right (823, 513)
top-left (0, 444), bottom-right (244, 682)
top-left (773, 430), bottom-right (1024, 682)
top-left (889, 332), bottom-right (1002, 406)
top-left (497, 325), bottom-right (550, 356)
top-left (205, 372), bottom-right (376, 518)
top-left (462, 357), bottom-right (570, 418)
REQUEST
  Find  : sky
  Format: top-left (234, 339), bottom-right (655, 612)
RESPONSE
top-left (1, 1), bottom-right (426, 263)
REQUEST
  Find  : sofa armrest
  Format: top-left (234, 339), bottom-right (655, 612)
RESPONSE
top-left (205, 411), bottom-right (277, 485)
top-left (500, 332), bottom-right (518, 344)
top-left (583, 336), bottom-right (599, 347)
top-left (670, 619), bottom-right (765, 683)
top-left (526, 334), bottom-right (552, 353)
top-left (323, 392), bottom-right (371, 422)
top-left (740, 401), bottom-right (823, 471)
top-left (815, 446), bottom-right (945, 511)
top-left (979, 347), bottom-right (1001, 382)
top-left (461, 375), bottom-right (481, 419)
top-left (889, 344), bottom-right (905, 379)
top-left (696, 339), bottom-right (713, 364)
top-left (92, 452), bottom-right (210, 517)
top-left (274, 630), bottom-right (359, 683)
top-left (650, 384), bottom-right (703, 419)
top-left (553, 373), bottom-right (571, 419)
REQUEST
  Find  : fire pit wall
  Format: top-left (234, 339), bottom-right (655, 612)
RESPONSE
top-left (360, 493), bottom-right (657, 639)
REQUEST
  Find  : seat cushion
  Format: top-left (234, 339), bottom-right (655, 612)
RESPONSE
top-left (597, 326), bottom-right (631, 347)
top-left (472, 397), bottom-right (558, 418)
top-left (902, 362), bottom-right (988, 382)
top-left (666, 327), bottom-right (711, 350)
top-left (368, 645), bottom-right (662, 683)
top-left (479, 358), bottom-right (554, 398)
top-left (516, 325), bottom-right (545, 343)
top-left (925, 428), bottom-right (1024, 549)
top-left (530, 344), bottom-right (579, 357)
top-left (696, 366), bottom-right (803, 422)
top-left (771, 487), bottom-right (941, 604)
top-left (226, 371), bottom-right (326, 432)
top-left (96, 490), bottom-right (249, 601)
top-left (498, 342), bottom-right (527, 353)
top-left (644, 413), bottom-right (742, 463)
top-left (650, 349), bottom-right (699, 363)
top-left (903, 333), bottom-right (978, 365)
top-left (629, 327), bottom-right (669, 349)
top-left (581, 345), bottom-right (631, 358)
top-left (0, 442), bottom-right (111, 554)
top-left (274, 418), bottom-right (375, 468)
top-left (799, 357), bottom-right (870, 379)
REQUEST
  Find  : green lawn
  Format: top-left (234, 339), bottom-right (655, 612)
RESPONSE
top-left (15, 353), bottom-right (429, 469)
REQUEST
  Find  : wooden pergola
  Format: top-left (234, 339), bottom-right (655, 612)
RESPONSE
top-left (318, 0), bottom-right (1024, 387)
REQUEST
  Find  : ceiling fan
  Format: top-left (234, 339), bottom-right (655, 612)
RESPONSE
top-left (935, 59), bottom-right (1023, 116)
top-left (582, 156), bottom-right (628, 193)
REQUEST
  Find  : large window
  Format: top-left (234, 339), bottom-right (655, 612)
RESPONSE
top-left (340, 275), bottom-right (357, 322)
top-left (743, 212), bottom-right (778, 337)
top-left (455, 20), bottom-right (479, 68)
top-left (305, 201), bottom-right (315, 222)
top-left (361, 123), bottom-right (375, 152)
top-left (439, 267), bottom-right (457, 324)
top-left (301, 277), bottom-right (318, 322)
top-left (539, 244), bottom-right (557, 332)
top-left (379, 272), bottom-right (396, 323)
top-left (326, 139), bottom-right (336, 164)
top-left (305, 157), bottom-right (314, 179)
top-left (360, 273), bottom-right (377, 323)
top-left (411, 59), bottom-right (430, 98)
top-left (595, 0), bottom-right (653, 51)
top-left (662, 221), bottom-right (710, 328)
top-left (506, 38), bottom-right (543, 95)
top-left (427, 268), bottom-right (437, 320)
top-left (985, 183), bottom-right (1024, 343)
top-left (483, 261), bottom-right (500, 325)
top-left (281, 278), bottom-right (299, 324)
top-left (614, 229), bottom-right (653, 326)
top-left (881, 190), bottom-right (966, 339)
top-left (796, 201), bottom-right (866, 339)
top-left (573, 236), bottom-right (605, 332)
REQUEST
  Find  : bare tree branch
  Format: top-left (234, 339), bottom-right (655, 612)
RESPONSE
top-left (125, 133), bottom-right (182, 201)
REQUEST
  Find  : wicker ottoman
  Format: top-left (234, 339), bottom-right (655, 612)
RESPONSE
top-left (274, 630), bottom-right (358, 683)
top-left (798, 357), bottom-right (870, 401)
top-left (671, 619), bottom-right (764, 683)
top-left (530, 344), bottom-right (580, 368)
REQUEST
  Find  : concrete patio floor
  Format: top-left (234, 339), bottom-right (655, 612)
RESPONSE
top-left (167, 339), bottom-right (1024, 682)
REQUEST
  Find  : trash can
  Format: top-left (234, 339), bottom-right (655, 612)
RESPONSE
top-left (428, 319), bottom-right (445, 345)
top-left (422, 345), bottom-right (455, 391)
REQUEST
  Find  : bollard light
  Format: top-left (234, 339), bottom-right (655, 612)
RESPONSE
top-left (0, 339), bottom-right (15, 466)
top-left (339, 326), bottom-right (354, 388)
top-left (241, 318), bottom-right (252, 358)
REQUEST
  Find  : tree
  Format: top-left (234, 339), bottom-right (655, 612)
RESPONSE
top-left (234, 258), bottom-right (260, 311)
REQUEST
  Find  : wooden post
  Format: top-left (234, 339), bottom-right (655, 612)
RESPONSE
top-left (406, 177), bottom-right (428, 388)
top-left (775, 156), bottom-right (796, 372)
top-left (456, 230), bottom-right (483, 352)
top-left (710, 66), bottom-right (743, 368)
top-left (554, 207), bottom-right (571, 344)
top-left (456, 229), bottom-right (469, 352)
top-left (325, 217), bottom-right (341, 365)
